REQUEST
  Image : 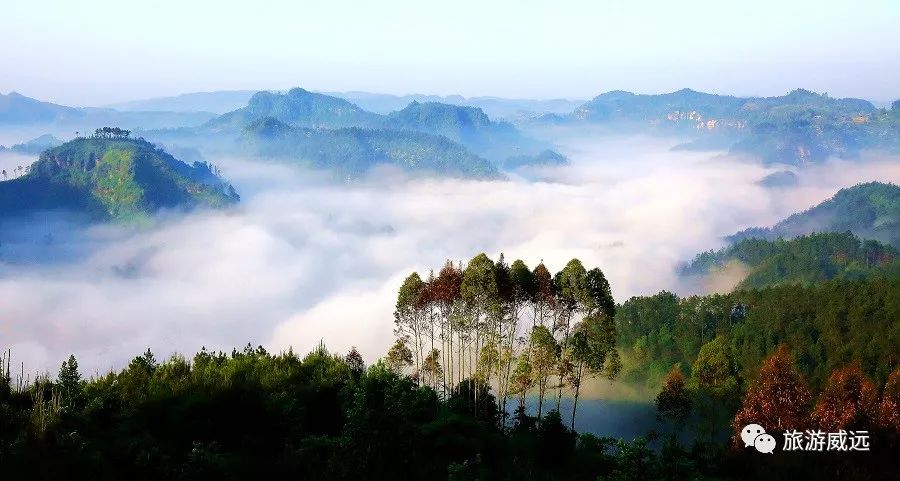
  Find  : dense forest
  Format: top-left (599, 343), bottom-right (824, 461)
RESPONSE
top-left (2, 254), bottom-right (898, 480)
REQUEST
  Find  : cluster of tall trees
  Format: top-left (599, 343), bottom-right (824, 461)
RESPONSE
top-left (92, 127), bottom-right (131, 139)
top-left (390, 254), bottom-right (620, 428)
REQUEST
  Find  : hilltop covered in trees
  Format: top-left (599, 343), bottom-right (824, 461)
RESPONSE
top-left (0, 131), bottom-right (239, 221)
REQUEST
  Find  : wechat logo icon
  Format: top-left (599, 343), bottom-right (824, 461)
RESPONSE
top-left (741, 424), bottom-right (776, 454)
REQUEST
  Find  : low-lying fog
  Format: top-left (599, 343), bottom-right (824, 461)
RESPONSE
top-left (3, 132), bottom-right (900, 382)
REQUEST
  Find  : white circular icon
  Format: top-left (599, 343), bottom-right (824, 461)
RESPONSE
top-left (741, 423), bottom-right (766, 447)
top-left (754, 433), bottom-right (777, 454)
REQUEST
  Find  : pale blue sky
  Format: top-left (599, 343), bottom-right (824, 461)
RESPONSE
top-left (2, 0), bottom-right (898, 106)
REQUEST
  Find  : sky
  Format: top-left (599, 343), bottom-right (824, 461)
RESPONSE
top-left (1, 0), bottom-right (898, 106)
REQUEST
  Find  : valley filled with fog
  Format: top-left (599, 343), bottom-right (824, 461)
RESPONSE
top-left (3, 129), bottom-right (899, 378)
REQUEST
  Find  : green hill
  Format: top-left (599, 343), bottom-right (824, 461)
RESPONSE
top-left (0, 130), bottom-right (239, 221)
top-left (240, 117), bottom-right (500, 179)
top-left (681, 231), bottom-right (899, 290)
top-left (203, 88), bottom-right (383, 132)
top-left (383, 101), bottom-right (553, 161)
top-left (729, 182), bottom-right (900, 248)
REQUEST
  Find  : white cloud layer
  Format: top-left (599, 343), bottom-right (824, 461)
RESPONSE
top-left (2, 132), bottom-right (899, 377)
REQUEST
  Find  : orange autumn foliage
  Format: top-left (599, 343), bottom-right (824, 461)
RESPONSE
top-left (732, 345), bottom-right (810, 437)
top-left (877, 367), bottom-right (900, 432)
top-left (813, 363), bottom-right (878, 431)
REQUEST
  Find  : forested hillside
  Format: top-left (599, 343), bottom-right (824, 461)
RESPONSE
top-left (681, 232), bottom-right (899, 290)
top-left (617, 278), bottom-right (900, 390)
top-left (729, 182), bottom-right (900, 248)
top-left (240, 117), bottom-right (501, 179)
top-left (0, 129), bottom-right (238, 221)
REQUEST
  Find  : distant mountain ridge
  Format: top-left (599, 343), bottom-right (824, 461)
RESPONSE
top-left (107, 89), bottom-right (585, 119)
top-left (195, 88), bottom-right (562, 168)
top-left (0, 91), bottom-right (82, 124)
top-left (106, 90), bottom-right (257, 114)
top-left (0, 92), bottom-right (216, 130)
top-left (0, 133), bottom-right (238, 221)
top-left (0, 134), bottom-right (64, 155)
top-left (729, 182), bottom-right (900, 248)
top-left (555, 88), bottom-right (899, 165)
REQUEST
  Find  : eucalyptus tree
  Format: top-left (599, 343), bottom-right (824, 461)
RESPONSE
top-left (552, 259), bottom-right (591, 410)
top-left (497, 259), bottom-right (534, 422)
top-left (531, 263), bottom-right (555, 331)
top-left (385, 339), bottom-right (414, 375)
top-left (568, 311), bottom-right (620, 429)
top-left (432, 261), bottom-right (463, 394)
top-left (529, 324), bottom-right (560, 418)
top-left (394, 272), bottom-right (426, 380)
top-left (510, 352), bottom-right (534, 411)
top-left (422, 348), bottom-right (444, 391)
top-left (461, 254), bottom-right (499, 381)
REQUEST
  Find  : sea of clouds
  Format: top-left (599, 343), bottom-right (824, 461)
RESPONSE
top-left (2, 131), bottom-right (899, 378)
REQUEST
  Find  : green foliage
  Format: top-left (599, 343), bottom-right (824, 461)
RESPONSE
top-left (690, 336), bottom-right (740, 394)
top-left (0, 344), bottom-right (722, 481)
top-left (618, 278), bottom-right (900, 392)
top-left (57, 355), bottom-right (82, 410)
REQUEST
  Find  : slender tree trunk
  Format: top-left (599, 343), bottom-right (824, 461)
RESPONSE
top-left (555, 310), bottom-right (573, 412)
top-left (571, 363), bottom-right (583, 430)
